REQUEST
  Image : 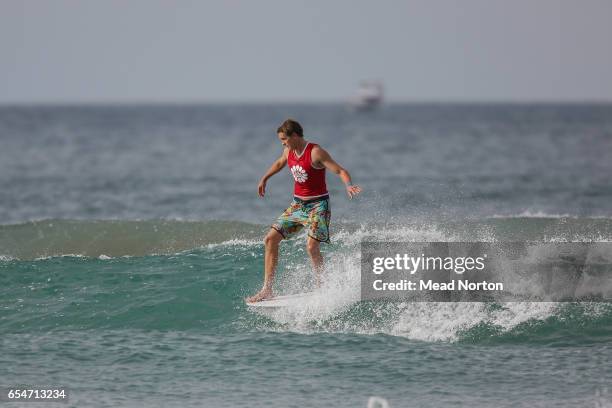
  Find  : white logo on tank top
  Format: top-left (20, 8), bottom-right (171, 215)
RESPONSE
top-left (290, 165), bottom-right (308, 183)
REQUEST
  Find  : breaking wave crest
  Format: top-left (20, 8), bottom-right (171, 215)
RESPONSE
top-left (2, 217), bottom-right (611, 345)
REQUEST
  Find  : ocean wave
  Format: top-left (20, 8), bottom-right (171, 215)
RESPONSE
top-left (4, 216), bottom-right (612, 260)
top-left (241, 248), bottom-right (612, 344)
top-left (0, 219), bottom-right (266, 260)
top-left (2, 217), bottom-right (611, 345)
top-left (2, 236), bottom-right (611, 345)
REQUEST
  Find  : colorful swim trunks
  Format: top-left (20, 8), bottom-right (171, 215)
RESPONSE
top-left (271, 195), bottom-right (331, 243)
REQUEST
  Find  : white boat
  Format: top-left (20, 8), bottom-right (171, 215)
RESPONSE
top-left (349, 80), bottom-right (384, 112)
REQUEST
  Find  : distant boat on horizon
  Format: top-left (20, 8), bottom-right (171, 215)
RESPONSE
top-left (349, 80), bottom-right (384, 112)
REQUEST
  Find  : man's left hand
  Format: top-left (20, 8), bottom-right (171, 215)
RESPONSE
top-left (346, 185), bottom-right (362, 199)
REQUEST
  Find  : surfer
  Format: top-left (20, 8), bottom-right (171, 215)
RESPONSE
top-left (246, 119), bottom-right (361, 302)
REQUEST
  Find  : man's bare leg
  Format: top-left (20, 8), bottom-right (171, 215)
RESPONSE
top-left (306, 236), bottom-right (324, 288)
top-left (246, 228), bottom-right (283, 302)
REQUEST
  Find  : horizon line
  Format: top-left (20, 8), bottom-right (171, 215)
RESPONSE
top-left (1, 98), bottom-right (612, 107)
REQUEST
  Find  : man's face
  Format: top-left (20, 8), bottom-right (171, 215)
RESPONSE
top-left (277, 132), bottom-right (298, 149)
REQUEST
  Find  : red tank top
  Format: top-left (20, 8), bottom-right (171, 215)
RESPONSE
top-left (287, 142), bottom-right (328, 198)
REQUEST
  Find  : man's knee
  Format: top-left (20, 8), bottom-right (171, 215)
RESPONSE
top-left (264, 229), bottom-right (283, 246)
top-left (306, 238), bottom-right (320, 255)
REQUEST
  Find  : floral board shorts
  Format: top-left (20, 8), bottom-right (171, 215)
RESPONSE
top-left (271, 195), bottom-right (331, 243)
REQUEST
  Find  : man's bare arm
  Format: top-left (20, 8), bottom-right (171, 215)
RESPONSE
top-left (258, 148), bottom-right (288, 197)
top-left (312, 146), bottom-right (362, 199)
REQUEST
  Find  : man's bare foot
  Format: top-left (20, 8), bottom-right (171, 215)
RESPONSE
top-left (245, 288), bottom-right (274, 303)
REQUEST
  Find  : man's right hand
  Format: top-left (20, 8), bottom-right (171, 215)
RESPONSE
top-left (258, 179), bottom-right (267, 197)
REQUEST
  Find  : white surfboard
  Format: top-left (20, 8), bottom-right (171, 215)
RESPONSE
top-left (246, 292), bottom-right (315, 308)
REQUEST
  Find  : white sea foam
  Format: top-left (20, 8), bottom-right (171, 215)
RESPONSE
top-left (250, 223), bottom-right (566, 342)
top-left (492, 210), bottom-right (574, 218)
top-left (488, 210), bottom-right (612, 219)
top-left (390, 302), bottom-right (557, 342)
top-left (33, 253), bottom-right (87, 261)
top-left (205, 238), bottom-right (262, 249)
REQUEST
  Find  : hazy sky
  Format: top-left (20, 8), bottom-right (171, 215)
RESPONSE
top-left (1, 0), bottom-right (611, 103)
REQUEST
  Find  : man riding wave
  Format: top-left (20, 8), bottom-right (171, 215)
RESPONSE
top-left (246, 119), bottom-right (361, 302)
